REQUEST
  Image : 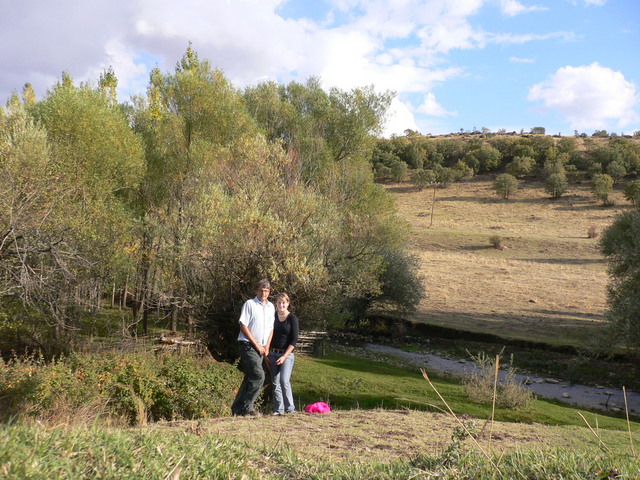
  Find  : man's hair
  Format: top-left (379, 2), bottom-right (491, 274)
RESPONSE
top-left (256, 278), bottom-right (271, 290)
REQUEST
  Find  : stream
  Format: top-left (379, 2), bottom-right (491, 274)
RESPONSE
top-left (364, 343), bottom-right (640, 415)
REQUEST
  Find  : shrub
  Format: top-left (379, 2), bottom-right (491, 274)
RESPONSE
top-left (390, 160), bottom-right (408, 182)
top-left (587, 225), bottom-right (598, 239)
top-left (435, 166), bottom-right (456, 187)
top-left (452, 160), bottom-right (474, 181)
top-left (462, 352), bottom-right (533, 409)
top-left (489, 235), bottom-right (504, 250)
top-left (0, 351), bottom-right (241, 425)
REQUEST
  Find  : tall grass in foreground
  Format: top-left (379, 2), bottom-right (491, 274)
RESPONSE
top-left (1, 422), bottom-right (639, 479)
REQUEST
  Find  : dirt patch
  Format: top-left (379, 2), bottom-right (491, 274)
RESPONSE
top-left (158, 410), bottom-right (589, 463)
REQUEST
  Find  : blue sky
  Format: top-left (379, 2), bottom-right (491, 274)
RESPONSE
top-left (1, 0), bottom-right (638, 137)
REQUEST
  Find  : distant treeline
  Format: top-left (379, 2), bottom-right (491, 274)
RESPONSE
top-left (371, 130), bottom-right (640, 193)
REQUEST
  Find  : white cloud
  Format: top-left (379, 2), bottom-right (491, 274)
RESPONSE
top-left (499, 0), bottom-right (547, 17)
top-left (570, 0), bottom-right (606, 5)
top-left (509, 56), bottom-right (534, 63)
top-left (416, 92), bottom-right (457, 117)
top-left (382, 97), bottom-right (420, 137)
top-left (491, 31), bottom-right (576, 45)
top-left (528, 62), bottom-right (639, 130)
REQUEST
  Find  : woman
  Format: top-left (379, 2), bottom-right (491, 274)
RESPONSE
top-left (267, 293), bottom-right (299, 415)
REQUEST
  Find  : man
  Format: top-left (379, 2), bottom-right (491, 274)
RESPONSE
top-left (231, 279), bottom-right (275, 416)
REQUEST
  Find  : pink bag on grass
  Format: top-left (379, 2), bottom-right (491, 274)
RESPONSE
top-left (304, 401), bottom-right (331, 413)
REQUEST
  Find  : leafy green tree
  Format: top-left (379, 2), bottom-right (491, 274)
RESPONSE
top-left (2, 75), bottom-right (145, 345)
top-left (542, 158), bottom-right (566, 177)
top-left (623, 180), bottom-right (640, 207)
top-left (21, 82), bottom-right (37, 107)
top-left (489, 136), bottom-right (518, 162)
top-left (410, 169), bottom-right (436, 191)
top-left (506, 155), bottom-right (536, 177)
top-left (390, 159), bottom-right (408, 182)
top-left (493, 173), bottom-right (518, 199)
top-left (530, 135), bottom-right (556, 164)
top-left (590, 146), bottom-right (621, 171)
top-left (591, 173), bottom-right (615, 205)
top-left (606, 160), bottom-right (627, 184)
top-left (132, 45), bottom-right (259, 334)
top-left (464, 146), bottom-right (502, 173)
top-left (557, 137), bottom-right (577, 155)
top-left (461, 151), bottom-right (480, 175)
top-left (510, 140), bottom-right (536, 161)
top-left (435, 166), bottom-right (456, 187)
top-left (452, 160), bottom-right (474, 181)
top-left (600, 210), bottom-right (640, 350)
top-left (545, 173), bottom-right (568, 199)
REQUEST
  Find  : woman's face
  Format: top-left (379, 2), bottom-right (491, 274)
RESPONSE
top-left (276, 298), bottom-right (289, 312)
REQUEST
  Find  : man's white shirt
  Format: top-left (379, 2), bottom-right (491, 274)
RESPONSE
top-left (237, 297), bottom-right (275, 346)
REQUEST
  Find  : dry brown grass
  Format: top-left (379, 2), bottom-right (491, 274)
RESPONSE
top-left (162, 409), bottom-right (637, 464)
top-left (387, 176), bottom-right (632, 347)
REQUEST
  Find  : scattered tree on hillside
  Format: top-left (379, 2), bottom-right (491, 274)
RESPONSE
top-left (623, 180), bottom-right (640, 207)
top-left (606, 160), bottom-right (627, 184)
top-left (391, 160), bottom-right (408, 182)
top-left (591, 173), bottom-right (615, 206)
top-left (493, 173), bottom-right (518, 199)
top-left (545, 173), bottom-right (568, 199)
top-left (506, 155), bottom-right (536, 177)
top-left (410, 169), bottom-right (436, 191)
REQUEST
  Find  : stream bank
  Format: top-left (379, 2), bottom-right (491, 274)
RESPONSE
top-left (364, 343), bottom-right (640, 415)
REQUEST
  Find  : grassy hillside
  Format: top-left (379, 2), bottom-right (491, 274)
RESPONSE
top-left (386, 175), bottom-right (631, 348)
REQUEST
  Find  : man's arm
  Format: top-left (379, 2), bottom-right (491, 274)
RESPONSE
top-left (240, 323), bottom-right (266, 356)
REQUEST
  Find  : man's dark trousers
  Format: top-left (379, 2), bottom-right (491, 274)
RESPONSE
top-left (231, 342), bottom-right (265, 415)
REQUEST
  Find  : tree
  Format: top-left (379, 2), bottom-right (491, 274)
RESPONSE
top-left (623, 180), bottom-right (640, 207)
top-left (390, 160), bottom-right (408, 182)
top-left (506, 155), bottom-right (536, 177)
top-left (545, 173), bottom-right (568, 199)
top-left (493, 173), bottom-right (518, 199)
top-left (452, 160), bottom-right (474, 181)
top-left (600, 210), bottom-right (640, 350)
top-left (465, 146), bottom-right (502, 173)
top-left (606, 160), bottom-right (626, 184)
top-left (591, 173), bottom-right (614, 205)
top-left (435, 166), bottom-right (456, 187)
top-left (2, 76), bottom-right (145, 347)
top-left (410, 169), bottom-right (436, 191)
top-left (131, 45), bottom-right (260, 335)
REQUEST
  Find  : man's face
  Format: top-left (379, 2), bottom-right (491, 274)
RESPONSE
top-left (257, 286), bottom-right (270, 303)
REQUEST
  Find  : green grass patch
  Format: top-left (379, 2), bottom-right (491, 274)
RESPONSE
top-left (293, 350), bottom-right (639, 432)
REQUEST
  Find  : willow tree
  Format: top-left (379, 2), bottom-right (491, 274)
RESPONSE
top-left (245, 76), bottom-right (421, 327)
top-left (1, 74), bottom-right (144, 348)
top-left (131, 45), bottom-right (263, 335)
